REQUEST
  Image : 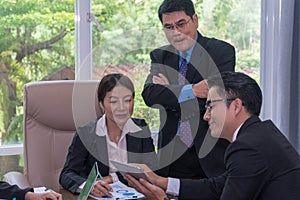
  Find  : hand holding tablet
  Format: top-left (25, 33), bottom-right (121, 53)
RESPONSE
top-left (110, 160), bottom-right (153, 183)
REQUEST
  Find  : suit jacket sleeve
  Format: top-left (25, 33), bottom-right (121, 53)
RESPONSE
top-left (59, 132), bottom-right (93, 194)
top-left (0, 181), bottom-right (32, 200)
top-left (179, 173), bottom-right (226, 200)
top-left (179, 142), bottom-right (269, 200)
top-left (142, 48), bottom-right (183, 111)
top-left (220, 141), bottom-right (269, 200)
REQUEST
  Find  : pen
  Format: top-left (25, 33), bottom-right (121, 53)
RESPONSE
top-left (97, 171), bottom-right (110, 198)
top-left (44, 188), bottom-right (54, 192)
top-left (95, 162), bottom-right (104, 181)
top-left (95, 162), bottom-right (111, 197)
top-left (97, 170), bottom-right (104, 181)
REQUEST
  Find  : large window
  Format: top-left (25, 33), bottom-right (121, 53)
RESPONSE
top-left (0, 0), bottom-right (75, 177)
top-left (0, 0), bottom-right (260, 177)
top-left (89, 0), bottom-right (260, 130)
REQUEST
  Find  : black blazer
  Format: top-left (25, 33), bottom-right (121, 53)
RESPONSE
top-left (142, 32), bottom-right (235, 178)
top-left (59, 118), bottom-right (158, 194)
top-left (179, 116), bottom-right (300, 200)
top-left (0, 181), bottom-right (32, 200)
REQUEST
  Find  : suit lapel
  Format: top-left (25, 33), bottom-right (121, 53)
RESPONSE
top-left (187, 32), bottom-right (218, 82)
top-left (163, 47), bottom-right (180, 84)
top-left (94, 135), bottom-right (110, 170)
top-left (126, 134), bottom-right (142, 162)
top-left (77, 122), bottom-right (110, 174)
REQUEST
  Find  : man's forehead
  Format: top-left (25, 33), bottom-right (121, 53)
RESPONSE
top-left (162, 11), bottom-right (187, 23)
top-left (208, 87), bottom-right (218, 96)
top-left (208, 86), bottom-right (223, 98)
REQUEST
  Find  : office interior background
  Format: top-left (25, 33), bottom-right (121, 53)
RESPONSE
top-left (0, 0), bottom-right (299, 179)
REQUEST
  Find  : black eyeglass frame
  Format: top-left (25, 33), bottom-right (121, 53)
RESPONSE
top-left (162, 18), bottom-right (192, 31)
top-left (205, 98), bottom-right (236, 111)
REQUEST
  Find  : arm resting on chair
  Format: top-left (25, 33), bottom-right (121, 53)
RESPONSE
top-left (3, 171), bottom-right (30, 189)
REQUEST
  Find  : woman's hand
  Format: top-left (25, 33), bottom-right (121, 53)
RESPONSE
top-left (90, 179), bottom-right (113, 198)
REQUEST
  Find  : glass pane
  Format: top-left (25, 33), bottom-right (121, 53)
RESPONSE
top-left (90, 0), bottom-right (261, 133)
top-left (196, 0), bottom-right (261, 83)
top-left (0, 155), bottom-right (23, 179)
top-left (90, 0), bottom-right (165, 132)
top-left (0, 0), bottom-right (75, 176)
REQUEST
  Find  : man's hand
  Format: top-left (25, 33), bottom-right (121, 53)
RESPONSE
top-left (192, 79), bottom-right (208, 98)
top-left (125, 175), bottom-right (167, 200)
top-left (152, 73), bottom-right (170, 85)
top-left (129, 164), bottom-right (168, 190)
top-left (25, 191), bottom-right (62, 200)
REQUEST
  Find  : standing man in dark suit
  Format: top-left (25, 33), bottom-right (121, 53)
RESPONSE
top-left (142, 0), bottom-right (235, 179)
top-left (127, 71), bottom-right (300, 200)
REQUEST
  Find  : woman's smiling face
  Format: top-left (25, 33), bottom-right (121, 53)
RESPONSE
top-left (100, 84), bottom-right (134, 128)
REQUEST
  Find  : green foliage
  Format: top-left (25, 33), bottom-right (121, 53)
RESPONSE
top-left (91, 0), bottom-right (166, 65)
top-left (236, 50), bottom-right (260, 84)
top-left (6, 114), bottom-right (23, 144)
top-left (131, 66), bottom-right (160, 129)
top-left (212, 0), bottom-right (233, 37)
top-left (0, 0), bottom-right (75, 144)
top-left (0, 0), bottom-right (261, 145)
top-left (0, 80), bottom-right (10, 134)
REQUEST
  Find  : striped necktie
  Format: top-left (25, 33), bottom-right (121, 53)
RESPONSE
top-left (178, 52), bottom-right (193, 147)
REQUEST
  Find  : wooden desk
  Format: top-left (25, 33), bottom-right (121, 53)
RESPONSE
top-left (58, 188), bottom-right (78, 200)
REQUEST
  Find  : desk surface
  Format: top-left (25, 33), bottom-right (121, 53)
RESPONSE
top-left (59, 188), bottom-right (78, 200)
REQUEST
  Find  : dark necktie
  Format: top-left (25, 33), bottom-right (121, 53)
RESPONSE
top-left (178, 53), bottom-right (193, 148)
top-left (178, 53), bottom-right (188, 85)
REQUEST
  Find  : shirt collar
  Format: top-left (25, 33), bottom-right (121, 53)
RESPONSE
top-left (179, 34), bottom-right (198, 62)
top-left (96, 114), bottom-right (142, 137)
top-left (232, 123), bottom-right (244, 142)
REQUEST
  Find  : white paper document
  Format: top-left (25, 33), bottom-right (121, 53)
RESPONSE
top-left (90, 181), bottom-right (145, 200)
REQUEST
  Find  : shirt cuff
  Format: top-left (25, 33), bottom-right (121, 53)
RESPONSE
top-left (178, 84), bottom-right (195, 103)
top-left (33, 187), bottom-right (51, 193)
top-left (110, 173), bottom-right (119, 183)
top-left (76, 181), bottom-right (86, 193)
top-left (166, 177), bottom-right (180, 196)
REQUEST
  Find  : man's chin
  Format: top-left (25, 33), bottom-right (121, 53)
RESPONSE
top-left (210, 130), bottom-right (222, 138)
top-left (172, 41), bottom-right (189, 51)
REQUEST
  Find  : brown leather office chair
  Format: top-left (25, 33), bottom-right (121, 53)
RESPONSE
top-left (4, 80), bottom-right (102, 191)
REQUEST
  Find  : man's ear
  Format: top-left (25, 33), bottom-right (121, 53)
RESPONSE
top-left (193, 13), bottom-right (199, 28)
top-left (233, 98), bottom-right (244, 114)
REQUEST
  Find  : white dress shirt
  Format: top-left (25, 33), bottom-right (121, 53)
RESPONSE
top-left (78, 114), bottom-right (142, 191)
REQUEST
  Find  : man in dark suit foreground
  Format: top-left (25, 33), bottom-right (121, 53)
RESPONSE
top-left (0, 181), bottom-right (62, 200)
top-left (142, 0), bottom-right (235, 180)
top-left (127, 71), bottom-right (300, 200)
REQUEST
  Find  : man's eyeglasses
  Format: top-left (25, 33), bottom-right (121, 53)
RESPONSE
top-left (163, 18), bottom-right (192, 31)
top-left (205, 98), bottom-right (236, 113)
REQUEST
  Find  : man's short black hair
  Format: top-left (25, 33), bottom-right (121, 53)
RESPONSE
top-left (207, 71), bottom-right (262, 116)
top-left (158, 0), bottom-right (195, 23)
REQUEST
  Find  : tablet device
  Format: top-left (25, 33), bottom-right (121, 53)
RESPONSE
top-left (78, 162), bottom-right (99, 200)
top-left (110, 160), bottom-right (152, 183)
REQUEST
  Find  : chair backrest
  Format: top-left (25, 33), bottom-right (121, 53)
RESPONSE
top-left (23, 80), bottom-right (102, 190)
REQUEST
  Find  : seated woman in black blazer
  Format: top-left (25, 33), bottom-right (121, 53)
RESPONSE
top-left (59, 73), bottom-right (157, 198)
